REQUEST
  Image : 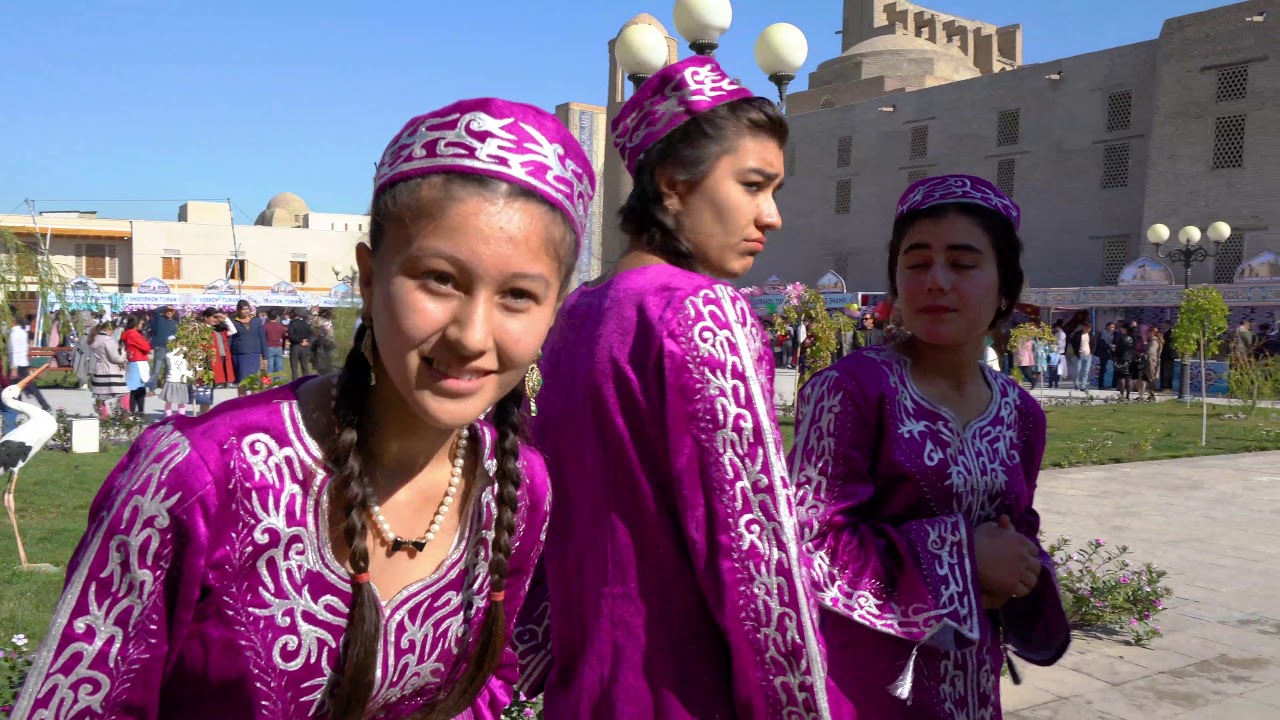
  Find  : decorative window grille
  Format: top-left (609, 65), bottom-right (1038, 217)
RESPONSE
top-left (1213, 114), bottom-right (1246, 169)
top-left (786, 143), bottom-right (796, 176)
top-left (1214, 233), bottom-right (1245, 283)
top-left (836, 136), bottom-right (852, 168)
top-left (1105, 89), bottom-right (1132, 132)
top-left (907, 169), bottom-right (927, 184)
top-left (819, 95), bottom-right (836, 109)
top-left (1216, 65), bottom-right (1248, 103)
top-left (832, 255), bottom-right (850, 279)
top-left (1100, 142), bottom-right (1130, 189)
top-left (835, 179), bottom-right (852, 215)
top-left (1102, 238), bottom-right (1128, 285)
top-left (996, 158), bottom-right (1016, 197)
top-left (909, 125), bottom-right (929, 160)
top-left (996, 109), bottom-right (1020, 146)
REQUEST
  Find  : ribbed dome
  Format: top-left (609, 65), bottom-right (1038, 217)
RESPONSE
top-left (623, 12), bottom-right (670, 37)
top-left (840, 33), bottom-right (966, 58)
top-left (255, 192), bottom-right (309, 227)
top-left (265, 192), bottom-right (309, 214)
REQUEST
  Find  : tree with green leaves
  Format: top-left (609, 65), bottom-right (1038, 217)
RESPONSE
top-left (1170, 286), bottom-right (1230, 445)
top-left (0, 227), bottom-right (76, 340)
top-left (770, 285), bottom-right (858, 389)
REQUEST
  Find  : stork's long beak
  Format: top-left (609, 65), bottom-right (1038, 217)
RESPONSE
top-left (15, 363), bottom-right (50, 391)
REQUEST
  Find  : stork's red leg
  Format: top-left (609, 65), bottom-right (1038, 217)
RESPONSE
top-left (3, 470), bottom-right (28, 569)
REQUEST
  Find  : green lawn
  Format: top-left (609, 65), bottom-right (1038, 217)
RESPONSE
top-left (779, 400), bottom-right (1280, 466)
top-left (3, 401), bottom-right (1279, 646)
top-left (0, 448), bottom-right (125, 646)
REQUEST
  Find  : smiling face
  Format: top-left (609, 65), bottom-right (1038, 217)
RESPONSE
top-left (894, 213), bottom-right (1001, 347)
top-left (357, 181), bottom-right (571, 431)
top-left (660, 133), bottom-right (784, 279)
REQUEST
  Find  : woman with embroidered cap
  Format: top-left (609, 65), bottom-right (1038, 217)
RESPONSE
top-left (19, 98), bottom-right (595, 720)
top-left (789, 175), bottom-right (1070, 718)
top-left (514, 55), bottom-right (831, 719)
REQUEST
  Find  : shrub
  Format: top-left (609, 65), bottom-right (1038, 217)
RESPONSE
top-left (0, 633), bottom-right (34, 712)
top-left (1048, 537), bottom-right (1172, 647)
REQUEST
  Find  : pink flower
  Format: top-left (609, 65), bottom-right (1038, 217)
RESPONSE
top-left (1094, 539), bottom-right (1106, 546)
top-left (1083, 590), bottom-right (1092, 597)
top-left (522, 709), bottom-right (536, 718)
top-left (1155, 626), bottom-right (1163, 632)
top-left (1153, 599), bottom-right (1164, 608)
top-left (1129, 618), bottom-right (1139, 626)
top-left (1119, 575), bottom-right (1131, 584)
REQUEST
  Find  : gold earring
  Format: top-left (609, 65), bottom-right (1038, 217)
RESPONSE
top-left (361, 323), bottom-right (376, 386)
top-left (524, 357), bottom-right (543, 417)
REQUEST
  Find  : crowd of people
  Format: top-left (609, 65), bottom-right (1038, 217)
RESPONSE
top-left (38, 301), bottom-right (341, 420)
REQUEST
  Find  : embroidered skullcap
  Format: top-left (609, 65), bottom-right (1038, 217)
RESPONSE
top-left (896, 174), bottom-right (1021, 231)
top-left (611, 55), bottom-right (756, 176)
top-left (374, 98), bottom-right (597, 243)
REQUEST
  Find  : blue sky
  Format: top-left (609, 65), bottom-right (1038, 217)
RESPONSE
top-left (0, 0), bottom-right (1235, 222)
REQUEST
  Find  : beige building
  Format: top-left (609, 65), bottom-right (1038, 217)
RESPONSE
top-left (740, 0), bottom-right (1280, 294)
top-left (0, 193), bottom-right (367, 306)
top-left (555, 101), bottom-right (608, 287)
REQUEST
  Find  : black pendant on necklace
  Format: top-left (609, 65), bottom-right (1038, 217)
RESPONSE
top-left (390, 538), bottom-right (427, 553)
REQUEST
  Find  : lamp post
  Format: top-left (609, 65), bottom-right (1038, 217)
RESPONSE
top-left (616, 0), bottom-right (810, 108)
top-left (1146, 220), bottom-right (1232, 401)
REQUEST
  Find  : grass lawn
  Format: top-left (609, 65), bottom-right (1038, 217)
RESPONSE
top-left (0, 448), bottom-right (125, 646)
top-left (3, 402), bottom-right (1279, 646)
top-left (778, 400), bottom-right (1280, 465)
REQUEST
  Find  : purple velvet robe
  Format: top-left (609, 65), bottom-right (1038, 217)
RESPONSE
top-left (515, 264), bottom-right (830, 719)
top-left (17, 382), bottom-right (549, 719)
top-left (789, 346), bottom-right (1070, 719)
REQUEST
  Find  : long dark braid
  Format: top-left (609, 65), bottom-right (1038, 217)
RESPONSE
top-left (325, 322), bottom-right (381, 718)
top-left (414, 384), bottom-right (525, 719)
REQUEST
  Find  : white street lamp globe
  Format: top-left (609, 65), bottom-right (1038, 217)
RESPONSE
top-left (1206, 221), bottom-right (1232, 244)
top-left (1146, 223), bottom-right (1170, 246)
top-left (673, 0), bottom-right (733, 44)
top-left (615, 23), bottom-right (669, 77)
top-left (1178, 225), bottom-right (1202, 246)
top-left (755, 23), bottom-right (809, 76)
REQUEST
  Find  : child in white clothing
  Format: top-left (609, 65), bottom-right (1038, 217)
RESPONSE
top-left (160, 347), bottom-right (193, 416)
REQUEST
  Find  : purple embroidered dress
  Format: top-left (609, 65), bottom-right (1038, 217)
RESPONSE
top-left (17, 382), bottom-right (550, 719)
top-left (790, 346), bottom-right (1069, 719)
top-left (516, 264), bottom-right (830, 719)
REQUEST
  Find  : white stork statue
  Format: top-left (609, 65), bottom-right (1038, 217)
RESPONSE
top-left (2, 363), bottom-right (59, 571)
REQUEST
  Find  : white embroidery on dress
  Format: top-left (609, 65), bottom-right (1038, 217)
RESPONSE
top-left (678, 284), bottom-right (830, 720)
top-left (791, 347), bottom-right (1016, 717)
top-left (16, 426), bottom-right (191, 719)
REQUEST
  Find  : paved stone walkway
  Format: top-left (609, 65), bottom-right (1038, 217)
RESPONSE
top-left (1006, 451), bottom-right (1280, 719)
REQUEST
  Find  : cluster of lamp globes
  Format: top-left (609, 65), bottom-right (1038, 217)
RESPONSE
top-left (1146, 221), bottom-right (1232, 248)
top-left (614, 0), bottom-right (809, 102)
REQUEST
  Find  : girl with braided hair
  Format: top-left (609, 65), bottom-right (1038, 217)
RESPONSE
top-left (20, 98), bottom-right (595, 720)
top-left (513, 56), bottom-right (832, 719)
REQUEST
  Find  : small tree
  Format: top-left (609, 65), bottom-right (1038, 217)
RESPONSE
top-left (770, 283), bottom-right (857, 388)
top-left (1171, 286), bottom-right (1230, 445)
top-left (0, 227), bottom-right (75, 338)
top-left (1007, 322), bottom-right (1056, 392)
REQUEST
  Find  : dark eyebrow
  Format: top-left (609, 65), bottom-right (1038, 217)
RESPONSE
top-left (742, 167), bottom-right (782, 183)
top-left (901, 242), bottom-right (985, 254)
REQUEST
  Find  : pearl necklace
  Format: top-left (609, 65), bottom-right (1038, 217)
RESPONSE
top-left (365, 427), bottom-right (469, 554)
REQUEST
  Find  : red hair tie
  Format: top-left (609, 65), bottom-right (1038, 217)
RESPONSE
top-left (352, 572), bottom-right (371, 585)
top-left (489, 591), bottom-right (506, 603)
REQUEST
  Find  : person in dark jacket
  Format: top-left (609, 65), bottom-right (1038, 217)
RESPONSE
top-left (228, 299), bottom-right (267, 382)
top-left (147, 305), bottom-right (178, 391)
top-left (1095, 322), bottom-right (1116, 390)
top-left (287, 309), bottom-right (313, 379)
top-left (1113, 323), bottom-right (1136, 400)
top-left (1160, 323), bottom-right (1176, 390)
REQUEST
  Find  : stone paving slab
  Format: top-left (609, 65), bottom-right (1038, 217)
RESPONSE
top-left (1006, 451), bottom-right (1280, 719)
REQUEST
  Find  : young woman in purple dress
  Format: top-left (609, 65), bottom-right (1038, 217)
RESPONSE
top-left (790, 175), bottom-right (1070, 719)
top-left (19, 98), bottom-right (595, 719)
top-left (515, 55), bottom-right (832, 719)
